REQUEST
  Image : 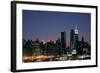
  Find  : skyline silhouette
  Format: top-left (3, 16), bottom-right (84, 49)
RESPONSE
top-left (23, 10), bottom-right (91, 46)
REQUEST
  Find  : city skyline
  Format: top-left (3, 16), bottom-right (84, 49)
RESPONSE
top-left (23, 10), bottom-right (91, 46)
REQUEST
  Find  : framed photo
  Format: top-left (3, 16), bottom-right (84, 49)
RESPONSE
top-left (11, 1), bottom-right (98, 72)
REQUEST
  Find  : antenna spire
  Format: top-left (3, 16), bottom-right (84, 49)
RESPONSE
top-left (75, 25), bottom-right (78, 29)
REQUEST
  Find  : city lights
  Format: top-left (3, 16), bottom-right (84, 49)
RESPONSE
top-left (23, 25), bottom-right (91, 62)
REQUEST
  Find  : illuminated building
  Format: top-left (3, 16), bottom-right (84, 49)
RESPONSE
top-left (74, 25), bottom-right (79, 42)
top-left (70, 25), bottom-right (79, 54)
top-left (73, 25), bottom-right (79, 54)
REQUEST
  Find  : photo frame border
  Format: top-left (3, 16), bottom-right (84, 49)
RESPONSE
top-left (11, 1), bottom-right (98, 72)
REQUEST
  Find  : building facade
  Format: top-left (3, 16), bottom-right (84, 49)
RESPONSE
top-left (70, 29), bottom-right (74, 50)
top-left (61, 31), bottom-right (66, 55)
top-left (70, 25), bottom-right (79, 54)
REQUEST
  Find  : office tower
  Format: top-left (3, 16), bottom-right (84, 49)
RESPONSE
top-left (74, 25), bottom-right (79, 52)
top-left (74, 25), bottom-right (79, 41)
top-left (61, 31), bottom-right (66, 55)
top-left (70, 29), bottom-right (74, 50)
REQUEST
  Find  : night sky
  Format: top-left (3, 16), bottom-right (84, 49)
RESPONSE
top-left (23, 10), bottom-right (91, 46)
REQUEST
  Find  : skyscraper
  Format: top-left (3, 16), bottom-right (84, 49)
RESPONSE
top-left (61, 31), bottom-right (66, 55)
top-left (74, 25), bottom-right (79, 53)
top-left (70, 29), bottom-right (74, 50)
top-left (74, 25), bottom-right (79, 42)
top-left (70, 25), bottom-right (79, 54)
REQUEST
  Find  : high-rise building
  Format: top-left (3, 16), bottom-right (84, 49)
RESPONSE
top-left (70, 29), bottom-right (74, 50)
top-left (74, 25), bottom-right (79, 54)
top-left (61, 31), bottom-right (66, 55)
top-left (70, 25), bottom-right (79, 54)
top-left (74, 25), bottom-right (79, 42)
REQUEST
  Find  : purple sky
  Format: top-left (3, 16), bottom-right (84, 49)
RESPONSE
top-left (23, 10), bottom-right (91, 46)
